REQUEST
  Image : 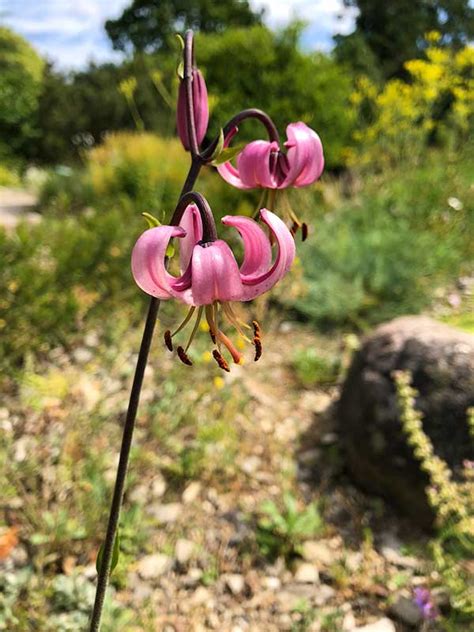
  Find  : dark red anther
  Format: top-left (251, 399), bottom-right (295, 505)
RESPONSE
top-left (252, 320), bottom-right (262, 361)
top-left (301, 222), bottom-right (308, 242)
top-left (177, 346), bottom-right (193, 366)
top-left (164, 330), bottom-right (173, 351)
top-left (212, 349), bottom-right (230, 372)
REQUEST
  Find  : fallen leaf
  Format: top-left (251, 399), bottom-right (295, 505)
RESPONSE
top-left (0, 526), bottom-right (19, 559)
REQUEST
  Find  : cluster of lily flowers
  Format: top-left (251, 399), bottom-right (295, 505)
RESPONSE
top-left (131, 32), bottom-right (325, 371)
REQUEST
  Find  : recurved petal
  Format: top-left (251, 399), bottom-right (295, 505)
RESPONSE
top-left (221, 214), bottom-right (272, 278)
top-left (189, 240), bottom-right (244, 305)
top-left (239, 209), bottom-right (295, 301)
top-left (131, 225), bottom-right (190, 300)
top-left (179, 204), bottom-right (203, 272)
top-left (216, 127), bottom-right (252, 189)
top-left (237, 140), bottom-right (278, 188)
top-left (216, 160), bottom-right (251, 189)
top-left (283, 122), bottom-right (324, 187)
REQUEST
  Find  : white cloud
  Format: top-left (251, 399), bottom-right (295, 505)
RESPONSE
top-left (0, 0), bottom-right (130, 68)
top-left (254, 0), bottom-right (357, 49)
top-left (0, 0), bottom-right (356, 69)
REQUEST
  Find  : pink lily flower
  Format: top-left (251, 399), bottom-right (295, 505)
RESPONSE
top-left (217, 122), bottom-right (324, 190)
top-left (131, 204), bottom-right (295, 370)
top-left (177, 69), bottom-right (209, 151)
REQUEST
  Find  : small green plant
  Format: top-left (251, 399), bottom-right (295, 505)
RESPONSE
top-left (394, 371), bottom-right (474, 625)
top-left (256, 492), bottom-right (324, 562)
top-left (292, 347), bottom-right (340, 387)
top-left (290, 599), bottom-right (317, 631)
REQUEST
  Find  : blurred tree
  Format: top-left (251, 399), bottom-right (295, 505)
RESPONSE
top-left (0, 27), bottom-right (44, 160)
top-left (336, 0), bottom-right (474, 78)
top-left (32, 58), bottom-right (177, 164)
top-left (105, 0), bottom-right (263, 53)
top-left (195, 24), bottom-right (355, 168)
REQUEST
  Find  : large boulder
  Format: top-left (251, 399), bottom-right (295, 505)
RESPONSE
top-left (338, 316), bottom-right (474, 527)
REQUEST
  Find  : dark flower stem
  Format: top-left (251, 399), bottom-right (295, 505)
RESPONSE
top-left (170, 191), bottom-right (217, 241)
top-left (89, 158), bottom-right (202, 632)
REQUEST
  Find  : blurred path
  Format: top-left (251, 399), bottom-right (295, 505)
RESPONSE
top-left (0, 187), bottom-right (40, 230)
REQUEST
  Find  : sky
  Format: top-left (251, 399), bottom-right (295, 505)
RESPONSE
top-left (0, 0), bottom-right (357, 70)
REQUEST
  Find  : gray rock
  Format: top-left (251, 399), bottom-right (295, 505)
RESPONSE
top-left (338, 316), bottom-right (474, 527)
top-left (389, 595), bottom-right (422, 626)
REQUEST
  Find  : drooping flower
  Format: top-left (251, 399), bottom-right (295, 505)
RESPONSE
top-left (413, 587), bottom-right (439, 620)
top-left (131, 204), bottom-right (295, 370)
top-left (177, 68), bottom-right (209, 150)
top-left (217, 122), bottom-right (324, 190)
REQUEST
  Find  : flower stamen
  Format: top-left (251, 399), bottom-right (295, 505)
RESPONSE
top-left (216, 330), bottom-right (243, 364)
top-left (301, 222), bottom-right (308, 242)
top-left (185, 306), bottom-right (203, 351)
top-left (221, 302), bottom-right (252, 342)
top-left (212, 349), bottom-right (230, 372)
top-left (177, 346), bottom-right (193, 366)
top-left (164, 330), bottom-right (173, 351)
top-left (253, 320), bottom-right (263, 361)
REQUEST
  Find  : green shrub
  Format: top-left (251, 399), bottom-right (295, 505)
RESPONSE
top-left (0, 164), bottom-right (21, 187)
top-left (292, 148), bottom-right (473, 328)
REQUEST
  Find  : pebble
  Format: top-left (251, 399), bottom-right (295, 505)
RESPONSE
top-left (300, 391), bottom-right (333, 414)
top-left (182, 481), bottom-right (202, 504)
top-left (314, 584), bottom-right (336, 606)
top-left (224, 573), bottom-right (246, 595)
top-left (137, 553), bottom-right (172, 580)
top-left (175, 538), bottom-right (195, 565)
top-left (72, 347), bottom-right (93, 364)
top-left (182, 567), bottom-right (203, 588)
top-left (381, 546), bottom-right (420, 569)
top-left (151, 476), bottom-right (167, 499)
top-left (191, 586), bottom-right (212, 606)
top-left (320, 432), bottom-right (338, 445)
top-left (240, 455), bottom-right (262, 475)
top-left (342, 610), bottom-right (357, 630)
top-left (302, 540), bottom-right (335, 566)
top-left (294, 563), bottom-right (320, 584)
top-left (355, 618), bottom-right (396, 632)
top-left (263, 576), bottom-right (281, 590)
top-left (148, 502), bottom-right (182, 524)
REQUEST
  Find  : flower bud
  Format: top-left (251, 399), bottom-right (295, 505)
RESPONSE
top-left (177, 69), bottom-right (209, 151)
